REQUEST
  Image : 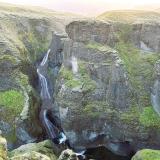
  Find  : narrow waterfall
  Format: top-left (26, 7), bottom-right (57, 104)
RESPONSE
top-left (37, 49), bottom-right (71, 147)
top-left (40, 49), bottom-right (51, 66)
top-left (71, 56), bottom-right (78, 74)
top-left (37, 68), bottom-right (51, 100)
top-left (151, 80), bottom-right (160, 115)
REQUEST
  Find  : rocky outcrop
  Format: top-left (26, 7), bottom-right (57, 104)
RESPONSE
top-left (0, 135), bottom-right (7, 160)
top-left (10, 140), bottom-right (57, 160)
top-left (58, 149), bottom-right (78, 160)
top-left (132, 149), bottom-right (160, 160)
top-left (0, 4), bottom-right (81, 149)
top-left (53, 19), bottom-right (160, 154)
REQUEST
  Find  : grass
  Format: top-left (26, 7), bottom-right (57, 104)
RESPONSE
top-left (139, 107), bottom-right (160, 128)
top-left (0, 90), bottom-right (24, 115)
top-left (115, 41), bottom-right (160, 106)
top-left (97, 10), bottom-right (160, 23)
top-left (59, 62), bottom-right (96, 92)
top-left (120, 105), bottom-right (160, 129)
top-left (86, 42), bottom-right (114, 52)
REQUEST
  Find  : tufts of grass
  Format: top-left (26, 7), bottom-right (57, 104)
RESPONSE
top-left (86, 42), bottom-right (114, 52)
top-left (139, 106), bottom-right (160, 128)
top-left (0, 90), bottom-right (24, 115)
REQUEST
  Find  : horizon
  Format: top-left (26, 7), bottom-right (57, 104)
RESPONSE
top-left (0, 0), bottom-right (160, 16)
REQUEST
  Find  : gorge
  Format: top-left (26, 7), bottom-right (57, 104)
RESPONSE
top-left (1, 3), bottom-right (160, 160)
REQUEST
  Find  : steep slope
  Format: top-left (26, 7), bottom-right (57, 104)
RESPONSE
top-left (0, 3), bottom-right (82, 149)
top-left (54, 17), bottom-right (160, 154)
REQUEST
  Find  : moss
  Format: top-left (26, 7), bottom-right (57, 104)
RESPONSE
top-left (0, 90), bottom-right (24, 116)
top-left (0, 55), bottom-right (19, 65)
top-left (86, 42), bottom-right (114, 52)
top-left (139, 106), bottom-right (160, 128)
top-left (82, 101), bottom-right (111, 119)
top-left (18, 31), bottom-right (50, 62)
top-left (120, 107), bottom-right (140, 124)
top-left (132, 149), bottom-right (160, 160)
top-left (115, 41), bottom-right (160, 106)
top-left (59, 63), bottom-right (96, 92)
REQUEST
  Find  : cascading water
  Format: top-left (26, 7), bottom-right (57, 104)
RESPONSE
top-left (37, 68), bottom-right (51, 100)
top-left (37, 49), bottom-right (68, 145)
top-left (71, 56), bottom-right (78, 74)
top-left (151, 80), bottom-right (160, 115)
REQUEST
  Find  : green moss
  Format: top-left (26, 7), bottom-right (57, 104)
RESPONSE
top-left (139, 106), bottom-right (160, 128)
top-left (0, 55), bottom-right (18, 65)
top-left (115, 41), bottom-right (160, 106)
top-left (86, 42), bottom-right (114, 52)
top-left (83, 101), bottom-right (109, 118)
top-left (0, 90), bottom-right (24, 115)
top-left (17, 72), bottom-right (30, 89)
top-left (132, 149), bottom-right (160, 160)
top-left (18, 30), bottom-right (50, 62)
top-left (59, 63), bottom-right (96, 92)
top-left (120, 107), bottom-right (140, 124)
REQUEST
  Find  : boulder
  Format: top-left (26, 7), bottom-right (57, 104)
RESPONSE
top-left (132, 149), bottom-right (160, 160)
top-left (0, 135), bottom-right (7, 160)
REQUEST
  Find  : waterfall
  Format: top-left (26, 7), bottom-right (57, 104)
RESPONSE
top-left (40, 49), bottom-right (51, 66)
top-left (71, 56), bottom-right (78, 74)
top-left (151, 80), bottom-right (160, 116)
top-left (37, 68), bottom-right (51, 99)
top-left (38, 49), bottom-right (69, 145)
top-left (37, 49), bottom-right (51, 99)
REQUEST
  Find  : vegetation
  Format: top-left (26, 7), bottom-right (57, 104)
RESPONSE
top-left (59, 62), bottom-right (96, 92)
top-left (120, 105), bottom-right (160, 129)
top-left (86, 42), bottom-right (114, 52)
top-left (139, 107), bottom-right (160, 128)
top-left (115, 41), bottom-right (160, 106)
top-left (132, 149), bottom-right (160, 160)
top-left (97, 10), bottom-right (160, 23)
top-left (0, 90), bottom-right (24, 116)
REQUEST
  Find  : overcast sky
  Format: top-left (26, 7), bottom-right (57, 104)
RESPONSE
top-left (0, 0), bottom-right (160, 15)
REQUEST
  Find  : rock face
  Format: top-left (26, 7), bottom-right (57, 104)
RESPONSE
top-left (53, 19), bottom-right (160, 153)
top-left (0, 3), bottom-right (81, 149)
top-left (1, 4), bottom-right (160, 158)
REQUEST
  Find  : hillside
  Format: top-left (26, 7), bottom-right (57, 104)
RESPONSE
top-left (97, 10), bottom-right (160, 23)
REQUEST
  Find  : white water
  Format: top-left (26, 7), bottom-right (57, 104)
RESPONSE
top-left (37, 68), bottom-right (51, 99)
top-left (151, 80), bottom-right (160, 116)
top-left (71, 56), bottom-right (78, 74)
top-left (75, 150), bottom-right (86, 159)
top-left (59, 132), bottom-right (67, 144)
top-left (40, 49), bottom-right (51, 66)
top-left (37, 49), bottom-right (51, 99)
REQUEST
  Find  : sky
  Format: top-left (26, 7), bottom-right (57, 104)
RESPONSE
top-left (0, 0), bottom-right (160, 15)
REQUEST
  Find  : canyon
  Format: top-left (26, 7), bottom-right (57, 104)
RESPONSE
top-left (0, 3), bottom-right (160, 160)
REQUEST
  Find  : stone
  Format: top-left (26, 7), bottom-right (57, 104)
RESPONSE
top-left (132, 149), bottom-right (160, 160)
top-left (58, 149), bottom-right (78, 160)
top-left (0, 136), bottom-right (7, 160)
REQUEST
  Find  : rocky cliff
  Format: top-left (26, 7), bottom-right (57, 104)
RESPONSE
top-left (1, 4), bottom-right (160, 160)
top-left (55, 17), bottom-right (160, 153)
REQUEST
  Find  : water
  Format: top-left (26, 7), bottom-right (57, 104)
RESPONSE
top-left (151, 80), bottom-right (160, 115)
top-left (37, 49), bottom-right (67, 144)
top-left (71, 56), bottom-right (78, 74)
top-left (37, 68), bottom-right (51, 99)
top-left (37, 49), bottom-right (132, 160)
top-left (40, 49), bottom-right (51, 66)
